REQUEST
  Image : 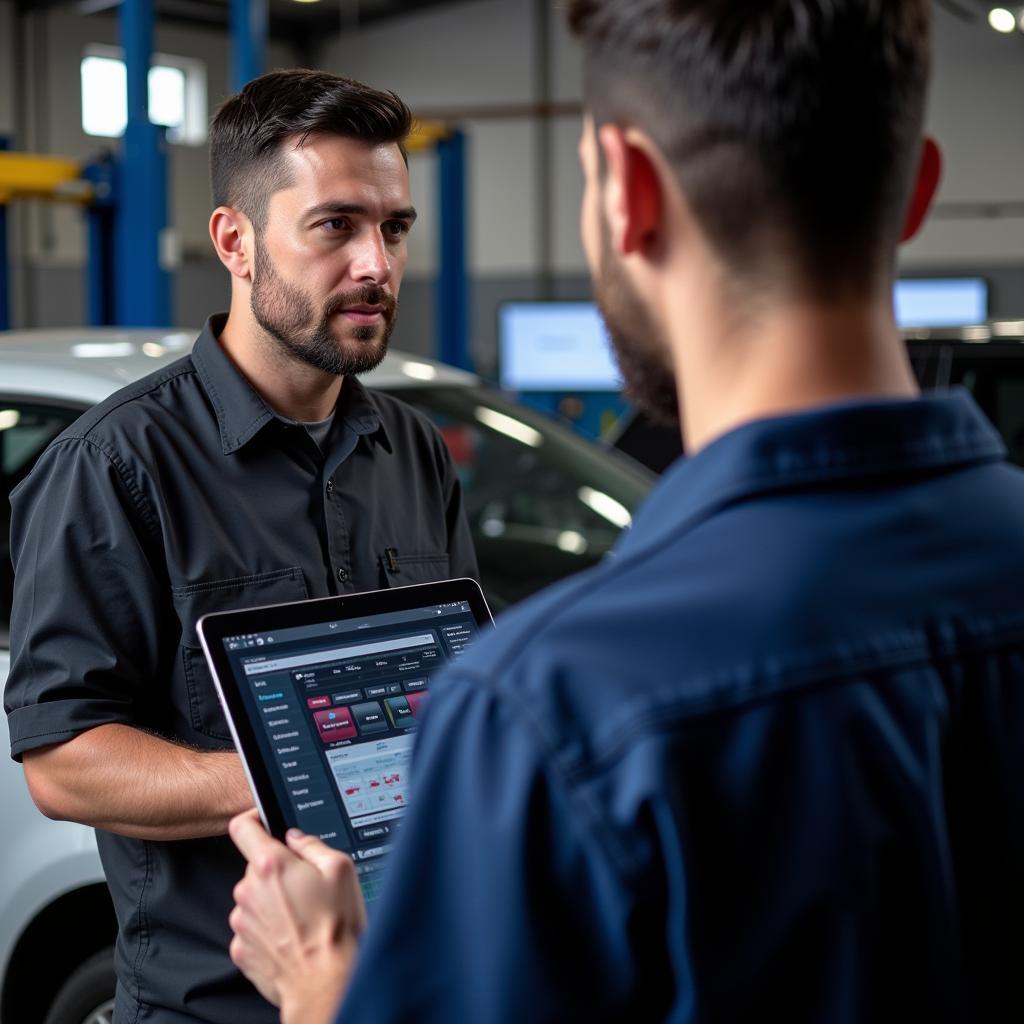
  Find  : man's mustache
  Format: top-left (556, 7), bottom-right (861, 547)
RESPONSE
top-left (323, 286), bottom-right (397, 320)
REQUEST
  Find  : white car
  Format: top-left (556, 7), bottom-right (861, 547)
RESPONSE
top-left (0, 327), bottom-right (652, 1024)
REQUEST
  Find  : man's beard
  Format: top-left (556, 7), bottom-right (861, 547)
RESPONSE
top-left (593, 218), bottom-right (679, 426)
top-left (250, 238), bottom-right (398, 377)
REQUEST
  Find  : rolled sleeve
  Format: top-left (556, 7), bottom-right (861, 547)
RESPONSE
top-left (5, 437), bottom-right (167, 761)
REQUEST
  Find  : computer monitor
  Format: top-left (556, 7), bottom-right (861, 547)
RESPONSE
top-left (498, 301), bottom-right (622, 392)
top-left (894, 278), bottom-right (988, 328)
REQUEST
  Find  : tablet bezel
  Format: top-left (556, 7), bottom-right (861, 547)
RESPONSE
top-left (197, 578), bottom-right (492, 843)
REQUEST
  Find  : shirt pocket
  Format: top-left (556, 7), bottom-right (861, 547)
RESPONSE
top-left (379, 549), bottom-right (451, 588)
top-left (171, 567), bottom-right (309, 741)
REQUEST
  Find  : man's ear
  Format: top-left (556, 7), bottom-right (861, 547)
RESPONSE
top-left (596, 124), bottom-right (663, 258)
top-left (900, 136), bottom-right (941, 243)
top-left (209, 206), bottom-right (254, 280)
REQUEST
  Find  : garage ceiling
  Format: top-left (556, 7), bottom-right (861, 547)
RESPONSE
top-left (17, 0), bottom-right (472, 40)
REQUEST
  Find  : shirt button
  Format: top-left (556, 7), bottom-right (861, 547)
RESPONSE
top-left (326, 480), bottom-right (334, 494)
top-left (336, 567), bottom-right (349, 582)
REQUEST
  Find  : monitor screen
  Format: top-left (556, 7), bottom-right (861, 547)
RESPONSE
top-left (894, 278), bottom-right (988, 328)
top-left (499, 301), bottom-right (622, 391)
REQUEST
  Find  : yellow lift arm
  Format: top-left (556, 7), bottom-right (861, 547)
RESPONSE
top-left (0, 152), bottom-right (94, 205)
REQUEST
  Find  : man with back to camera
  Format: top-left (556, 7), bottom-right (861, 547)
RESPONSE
top-left (225, 3), bottom-right (1024, 1022)
top-left (4, 70), bottom-right (477, 1023)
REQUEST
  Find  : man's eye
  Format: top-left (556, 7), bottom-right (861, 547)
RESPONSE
top-left (385, 221), bottom-right (409, 238)
top-left (322, 218), bottom-right (350, 232)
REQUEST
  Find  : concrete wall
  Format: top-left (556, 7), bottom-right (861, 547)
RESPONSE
top-left (902, 8), bottom-right (1024, 269)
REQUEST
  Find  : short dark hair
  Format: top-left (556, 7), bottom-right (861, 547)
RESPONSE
top-left (568, 1), bottom-right (932, 299)
top-left (210, 68), bottom-right (412, 231)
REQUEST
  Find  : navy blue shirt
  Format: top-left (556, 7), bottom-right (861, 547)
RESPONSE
top-left (338, 390), bottom-right (1024, 1023)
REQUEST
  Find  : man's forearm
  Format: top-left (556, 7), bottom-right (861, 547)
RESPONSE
top-left (23, 723), bottom-right (253, 840)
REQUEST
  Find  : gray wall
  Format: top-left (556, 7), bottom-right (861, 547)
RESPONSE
top-left (2, 0), bottom-right (1023, 358)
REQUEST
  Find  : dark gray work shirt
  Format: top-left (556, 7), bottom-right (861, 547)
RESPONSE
top-left (5, 314), bottom-right (478, 1024)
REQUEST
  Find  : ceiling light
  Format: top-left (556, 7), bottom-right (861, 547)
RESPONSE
top-left (988, 7), bottom-right (1017, 32)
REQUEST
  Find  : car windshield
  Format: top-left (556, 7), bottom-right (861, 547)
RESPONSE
top-left (387, 385), bottom-right (655, 611)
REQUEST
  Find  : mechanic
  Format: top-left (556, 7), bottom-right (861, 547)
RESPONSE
top-left (226, 4), bottom-right (1024, 1023)
top-left (4, 69), bottom-right (477, 1024)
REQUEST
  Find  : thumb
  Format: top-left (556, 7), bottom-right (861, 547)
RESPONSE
top-left (285, 828), bottom-right (349, 875)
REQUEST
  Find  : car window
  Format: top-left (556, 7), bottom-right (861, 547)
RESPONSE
top-left (387, 386), bottom-right (654, 611)
top-left (1, 402), bottom-right (83, 644)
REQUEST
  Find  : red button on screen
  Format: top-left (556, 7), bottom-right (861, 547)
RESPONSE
top-left (313, 707), bottom-right (357, 742)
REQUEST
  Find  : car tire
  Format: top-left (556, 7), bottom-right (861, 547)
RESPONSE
top-left (42, 946), bottom-right (116, 1024)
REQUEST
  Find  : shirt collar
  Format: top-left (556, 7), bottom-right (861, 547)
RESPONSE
top-left (191, 314), bottom-right (391, 455)
top-left (616, 389), bottom-right (1007, 561)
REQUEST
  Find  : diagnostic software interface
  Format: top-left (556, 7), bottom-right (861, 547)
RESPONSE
top-left (221, 599), bottom-right (482, 901)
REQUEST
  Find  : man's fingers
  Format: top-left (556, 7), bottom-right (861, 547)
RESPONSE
top-left (229, 808), bottom-right (277, 863)
top-left (286, 829), bottom-right (348, 874)
top-left (286, 830), bottom-right (367, 932)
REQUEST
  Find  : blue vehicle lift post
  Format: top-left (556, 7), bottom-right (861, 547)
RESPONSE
top-left (231, 0), bottom-right (267, 92)
top-left (116, 0), bottom-right (170, 326)
top-left (436, 129), bottom-right (470, 371)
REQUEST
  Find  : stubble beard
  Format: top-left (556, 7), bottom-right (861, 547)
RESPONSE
top-left (250, 236), bottom-right (398, 378)
top-left (593, 215), bottom-right (680, 426)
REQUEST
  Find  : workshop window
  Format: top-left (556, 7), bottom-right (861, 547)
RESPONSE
top-left (80, 47), bottom-right (207, 145)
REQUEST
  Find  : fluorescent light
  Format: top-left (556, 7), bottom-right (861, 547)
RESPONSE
top-left (988, 7), bottom-right (1017, 32)
top-left (473, 407), bottom-right (543, 448)
top-left (577, 486), bottom-right (631, 529)
top-left (0, 409), bottom-right (20, 431)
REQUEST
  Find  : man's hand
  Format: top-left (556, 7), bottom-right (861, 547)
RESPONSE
top-left (228, 809), bottom-right (366, 1024)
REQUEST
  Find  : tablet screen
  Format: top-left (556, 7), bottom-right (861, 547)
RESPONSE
top-left (208, 591), bottom-right (486, 902)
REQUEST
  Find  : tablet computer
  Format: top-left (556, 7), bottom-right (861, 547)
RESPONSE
top-left (197, 578), bottom-right (492, 903)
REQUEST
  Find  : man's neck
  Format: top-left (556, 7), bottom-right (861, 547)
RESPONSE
top-left (670, 294), bottom-right (919, 454)
top-left (218, 298), bottom-right (343, 422)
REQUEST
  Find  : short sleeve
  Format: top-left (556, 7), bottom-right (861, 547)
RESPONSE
top-left (336, 671), bottom-right (637, 1024)
top-left (4, 438), bottom-right (168, 760)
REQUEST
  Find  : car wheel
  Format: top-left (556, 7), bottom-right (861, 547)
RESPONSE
top-left (42, 947), bottom-right (115, 1024)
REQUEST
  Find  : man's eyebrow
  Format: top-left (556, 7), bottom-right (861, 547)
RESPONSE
top-left (303, 202), bottom-right (418, 222)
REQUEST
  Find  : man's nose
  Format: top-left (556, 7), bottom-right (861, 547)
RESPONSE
top-left (350, 229), bottom-right (392, 285)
